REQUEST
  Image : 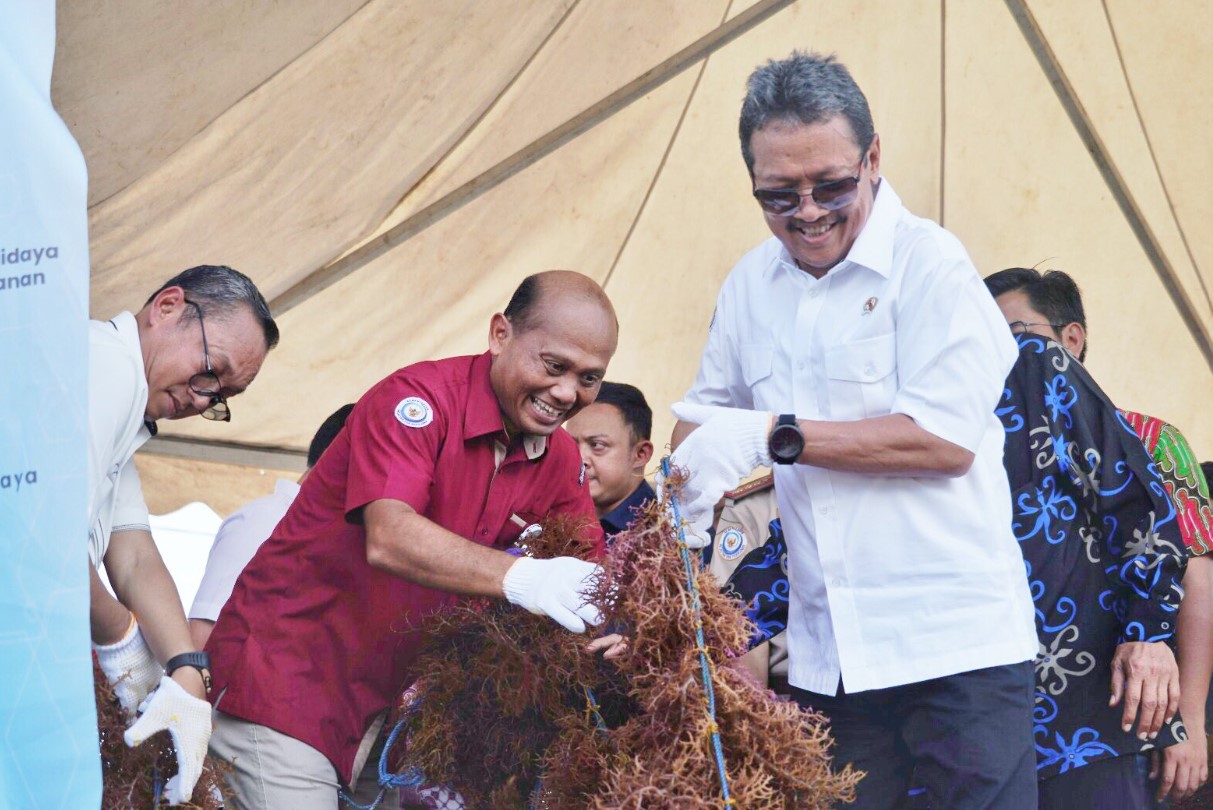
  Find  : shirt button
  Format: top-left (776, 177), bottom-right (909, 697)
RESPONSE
top-left (819, 505), bottom-right (832, 516)
top-left (480, 528), bottom-right (489, 536)
top-left (797, 361), bottom-right (806, 371)
top-left (831, 578), bottom-right (842, 588)
top-left (864, 362), bottom-right (876, 376)
top-left (809, 289), bottom-right (820, 298)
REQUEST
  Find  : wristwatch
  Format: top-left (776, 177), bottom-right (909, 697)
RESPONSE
top-left (165, 651), bottom-right (213, 694)
top-left (768, 414), bottom-right (804, 465)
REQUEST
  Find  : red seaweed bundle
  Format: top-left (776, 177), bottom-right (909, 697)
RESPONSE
top-left (397, 473), bottom-right (860, 808)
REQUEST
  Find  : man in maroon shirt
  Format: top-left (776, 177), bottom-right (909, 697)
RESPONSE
top-left (205, 270), bottom-right (618, 809)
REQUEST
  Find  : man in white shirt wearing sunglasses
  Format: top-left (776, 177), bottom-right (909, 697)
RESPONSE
top-left (669, 51), bottom-right (1038, 809)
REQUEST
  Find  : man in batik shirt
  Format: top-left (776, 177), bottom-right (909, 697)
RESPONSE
top-left (988, 267), bottom-right (1213, 806)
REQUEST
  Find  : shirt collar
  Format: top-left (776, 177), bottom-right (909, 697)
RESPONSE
top-left (110, 311), bottom-right (155, 430)
top-left (842, 178), bottom-right (899, 278)
top-left (770, 177), bottom-right (901, 282)
top-left (463, 352), bottom-right (548, 458)
top-left (600, 479), bottom-right (656, 536)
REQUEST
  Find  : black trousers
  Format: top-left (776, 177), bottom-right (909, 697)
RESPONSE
top-left (1037, 753), bottom-right (1165, 809)
top-left (791, 660), bottom-right (1037, 810)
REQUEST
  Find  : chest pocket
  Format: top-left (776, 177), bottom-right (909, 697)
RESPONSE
top-left (824, 332), bottom-right (898, 420)
top-left (740, 342), bottom-right (775, 407)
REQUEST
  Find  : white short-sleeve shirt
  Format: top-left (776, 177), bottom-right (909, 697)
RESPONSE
top-left (88, 312), bottom-right (153, 566)
top-left (687, 180), bottom-right (1037, 695)
top-left (188, 479), bottom-right (300, 622)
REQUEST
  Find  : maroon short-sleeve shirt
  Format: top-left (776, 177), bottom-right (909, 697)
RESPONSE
top-left (205, 352), bottom-right (602, 781)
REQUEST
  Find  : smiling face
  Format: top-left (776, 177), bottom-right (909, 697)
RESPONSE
top-left (748, 116), bottom-right (880, 277)
top-left (488, 288), bottom-right (617, 437)
top-left (137, 286), bottom-right (269, 421)
top-left (564, 402), bottom-right (653, 517)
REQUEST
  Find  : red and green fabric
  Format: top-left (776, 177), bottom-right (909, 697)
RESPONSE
top-left (1121, 410), bottom-right (1213, 557)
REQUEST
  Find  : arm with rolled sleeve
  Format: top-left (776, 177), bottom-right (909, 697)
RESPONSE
top-left (1148, 423), bottom-right (1213, 798)
top-left (888, 262), bottom-right (1018, 451)
top-left (346, 379), bottom-right (512, 595)
top-left (799, 258), bottom-right (1013, 476)
top-left (678, 257), bottom-right (1014, 477)
top-left (348, 378), bottom-right (603, 632)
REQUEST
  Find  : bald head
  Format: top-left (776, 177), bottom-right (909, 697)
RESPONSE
top-left (489, 271), bottom-right (619, 436)
top-left (503, 270), bottom-right (618, 340)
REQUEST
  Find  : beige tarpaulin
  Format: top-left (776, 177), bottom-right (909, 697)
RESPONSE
top-left (51, 0), bottom-right (1213, 514)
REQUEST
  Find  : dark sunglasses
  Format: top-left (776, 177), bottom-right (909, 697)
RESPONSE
top-left (753, 157), bottom-right (866, 216)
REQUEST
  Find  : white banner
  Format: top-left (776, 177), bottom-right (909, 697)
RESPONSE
top-left (0, 2), bottom-right (100, 808)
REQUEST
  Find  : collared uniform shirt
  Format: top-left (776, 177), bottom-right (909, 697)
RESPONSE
top-left (188, 478), bottom-right (301, 622)
top-left (598, 479), bottom-right (655, 542)
top-left (88, 311), bottom-right (153, 566)
top-left (999, 336), bottom-right (1187, 778)
top-left (206, 352), bottom-right (602, 783)
top-left (710, 475), bottom-right (789, 679)
top-left (686, 180), bottom-right (1037, 695)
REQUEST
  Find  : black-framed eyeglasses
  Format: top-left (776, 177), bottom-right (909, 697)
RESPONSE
top-left (753, 156), bottom-right (866, 216)
top-left (1008, 320), bottom-right (1066, 336)
top-left (183, 299), bottom-right (231, 422)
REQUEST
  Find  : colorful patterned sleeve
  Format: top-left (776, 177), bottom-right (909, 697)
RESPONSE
top-left (1153, 421), bottom-right (1213, 557)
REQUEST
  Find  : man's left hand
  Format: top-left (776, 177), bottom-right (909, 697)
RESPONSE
top-left (1109, 640), bottom-right (1180, 739)
top-left (125, 675), bottom-right (213, 805)
top-left (1151, 730), bottom-right (1208, 802)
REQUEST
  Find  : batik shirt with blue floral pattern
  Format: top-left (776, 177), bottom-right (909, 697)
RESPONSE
top-left (999, 334), bottom-right (1187, 780)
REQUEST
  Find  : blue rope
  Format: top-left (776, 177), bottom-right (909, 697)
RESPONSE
top-left (151, 764), bottom-right (164, 809)
top-left (338, 709), bottom-right (426, 810)
top-left (661, 456), bottom-right (735, 808)
top-left (583, 685), bottom-right (608, 733)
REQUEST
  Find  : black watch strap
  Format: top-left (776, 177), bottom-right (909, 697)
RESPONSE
top-left (165, 651), bottom-right (213, 693)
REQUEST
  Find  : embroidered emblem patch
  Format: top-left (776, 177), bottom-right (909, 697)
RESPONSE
top-left (395, 396), bottom-right (433, 428)
top-left (863, 296), bottom-right (878, 315)
top-left (718, 528), bottom-right (746, 560)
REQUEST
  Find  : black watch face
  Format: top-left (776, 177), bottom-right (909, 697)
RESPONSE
top-left (770, 425), bottom-right (803, 461)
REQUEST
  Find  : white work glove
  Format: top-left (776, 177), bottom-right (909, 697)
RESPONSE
top-left (94, 620), bottom-right (163, 716)
top-left (502, 556), bottom-right (603, 633)
top-left (663, 401), bottom-right (774, 548)
top-left (125, 675), bottom-right (213, 805)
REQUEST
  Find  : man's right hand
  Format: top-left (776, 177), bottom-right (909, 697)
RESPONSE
top-left (664, 402), bottom-right (774, 547)
top-left (1109, 640), bottom-right (1180, 739)
top-left (94, 619), bottom-right (163, 716)
top-left (502, 556), bottom-right (602, 633)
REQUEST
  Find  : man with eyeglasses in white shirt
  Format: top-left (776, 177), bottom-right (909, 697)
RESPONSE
top-left (88, 264), bottom-right (277, 805)
top-left (668, 51), bottom-right (1038, 809)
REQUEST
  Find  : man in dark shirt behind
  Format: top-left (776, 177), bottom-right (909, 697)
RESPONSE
top-left (564, 381), bottom-right (655, 541)
top-left (987, 269), bottom-right (1188, 809)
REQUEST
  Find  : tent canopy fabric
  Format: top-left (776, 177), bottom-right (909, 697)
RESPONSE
top-left (52, 0), bottom-right (1213, 514)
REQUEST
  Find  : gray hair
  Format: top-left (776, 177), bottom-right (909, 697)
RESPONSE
top-left (739, 51), bottom-right (875, 174)
top-left (145, 264), bottom-right (279, 350)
